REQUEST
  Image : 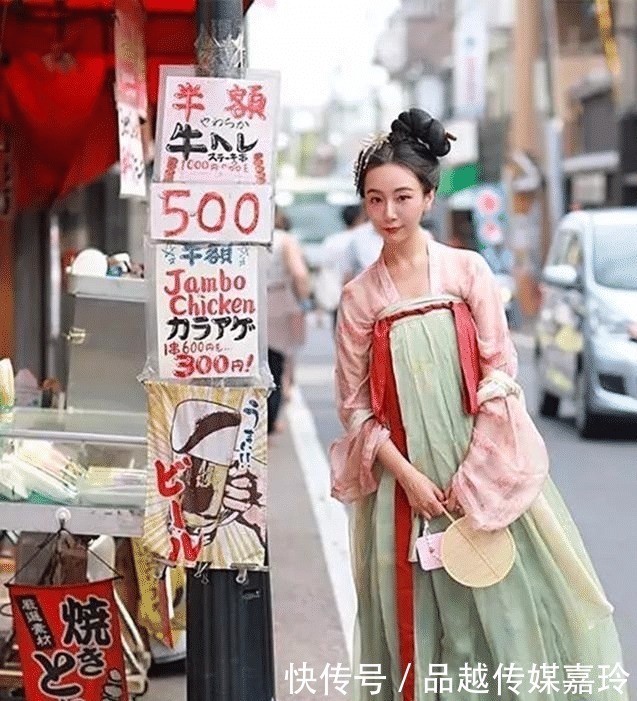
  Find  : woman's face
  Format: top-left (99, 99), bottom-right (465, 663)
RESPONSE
top-left (363, 163), bottom-right (434, 244)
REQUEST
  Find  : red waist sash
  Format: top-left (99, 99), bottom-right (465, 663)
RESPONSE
top-left (369, 300), bottom-right (480, 701)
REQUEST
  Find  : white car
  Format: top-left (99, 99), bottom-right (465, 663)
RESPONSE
top-left (535, 208), bottom-right (637, 437)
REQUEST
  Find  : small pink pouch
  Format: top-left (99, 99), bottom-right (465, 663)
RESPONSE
top-left (415, 530), bottom-right (444, 571)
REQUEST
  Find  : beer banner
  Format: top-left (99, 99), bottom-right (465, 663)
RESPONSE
top-left (143, 382), bottom-right (267, 568)
top-left (8, 580), bottom-right (127, 701)
top-left (131, 539), bottom-right (185, 649)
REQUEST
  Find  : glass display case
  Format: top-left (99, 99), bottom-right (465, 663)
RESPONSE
top-left (0, 270), bottom-right (186, 686)
top-left (0, 407), bottom-right (146, 537)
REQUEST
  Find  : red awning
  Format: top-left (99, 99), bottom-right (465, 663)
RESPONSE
top-left (0, 0), bottom-right (254, 210)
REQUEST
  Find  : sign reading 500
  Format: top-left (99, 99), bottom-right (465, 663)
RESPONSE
top-left (150, 182), bottom-right (273, 244)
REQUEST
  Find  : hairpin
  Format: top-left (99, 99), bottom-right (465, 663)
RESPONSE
top-left (353, 132), bottom-right (390, 193)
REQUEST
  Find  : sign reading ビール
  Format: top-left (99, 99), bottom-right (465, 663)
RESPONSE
top-left (144, 382), bottom-right (267, 568)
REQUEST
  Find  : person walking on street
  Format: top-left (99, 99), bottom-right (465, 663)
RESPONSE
top-left (316, 204), bottom-right (365, 330)
top-left (267, 213), bottom-right (310, 435)
top-left (330, 108), bottom-right (627, 701)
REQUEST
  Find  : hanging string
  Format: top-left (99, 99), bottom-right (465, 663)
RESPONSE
top-left (6, 528), bottom-right (122, 587)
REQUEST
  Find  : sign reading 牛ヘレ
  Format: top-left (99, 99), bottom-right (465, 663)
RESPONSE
top-left (156, 70), bottom-right (279, 185)
top-left (150, 182), bottom-right (273, 243)
top-left (155, 243), bottom-right (258, 380)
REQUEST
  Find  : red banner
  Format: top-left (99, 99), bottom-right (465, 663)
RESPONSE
top-left (9, 579), bottom-right (128, 701)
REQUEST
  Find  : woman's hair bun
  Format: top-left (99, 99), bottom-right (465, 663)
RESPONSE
top-left (390, 108), bottom-right (452, 158)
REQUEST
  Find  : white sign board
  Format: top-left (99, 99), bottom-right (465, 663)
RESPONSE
top-left (150, 182), bottom-right (273, 243)
top-left (156, 69), bottom-right (280, 186)
top-left (118, 103), bottom-right (147, 198)
top-left (453, 0), bottom-right (487, 119)
top-left (155, 243), bottom-right (259, 380)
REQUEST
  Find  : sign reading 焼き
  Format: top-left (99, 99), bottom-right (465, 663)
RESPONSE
top-left (156, 242), bottom-right (258, 380)
top-left (8, 580), bottom-right (128, 701)
top-left (155, 68), bottom-right (280, 186)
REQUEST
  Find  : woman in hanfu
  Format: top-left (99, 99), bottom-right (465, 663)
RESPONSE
top-left (330, 109), bottom-right (628, 701)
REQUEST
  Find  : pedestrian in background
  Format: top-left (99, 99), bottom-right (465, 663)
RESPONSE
top-left (266, 208), bottom-right (310, 435)
top-left (330, 108), bottom-right (627, 700)
top-left (315, 203), bottom-right (365, 330)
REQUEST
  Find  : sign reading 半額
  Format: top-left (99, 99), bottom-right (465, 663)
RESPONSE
top-left (155, 242), bottom-right (259, 380)
top-left (8, 579), bottom-right (127, 701)
top-left (155, 68), bottom-right (280, 186)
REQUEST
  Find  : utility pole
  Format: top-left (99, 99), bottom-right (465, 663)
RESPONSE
top-left (540, 0), bottom-right (565, 238)
top-left (507, 0), bottom-right (543, 315)
top-left (616, 0), bottom-right (637, 204)
top-left (187, 2), bottom-right (276, 700)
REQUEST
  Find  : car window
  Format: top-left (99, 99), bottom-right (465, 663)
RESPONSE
top-left (563, 233), bottom-right (583, 272)
top-left (285, 201), bottom-right (345, 244)
top-left (547, 230), bottom-right (573, 266)
top-left (593, 222), bottom-right (637, 290)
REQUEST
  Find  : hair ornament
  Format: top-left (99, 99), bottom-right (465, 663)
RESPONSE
top-left (354, 132), bottom-right (390, 193)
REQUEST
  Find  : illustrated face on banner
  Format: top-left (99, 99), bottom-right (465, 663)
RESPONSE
top-left (8, 580), bottom-right (127, 701)
top-left (144, 383), bottom-right (267, 568)
top-left (156, 70), bottom-right (280, 185)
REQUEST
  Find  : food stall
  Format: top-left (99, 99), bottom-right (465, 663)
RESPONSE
top-left (0, 269), bottom-right (185, 698)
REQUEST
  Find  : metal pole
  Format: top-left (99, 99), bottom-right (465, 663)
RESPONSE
top-left (615, 0), bottom-right (637, 204)
top-left (540, 0), bottom-right (565, 234)
top-left (187, 2), bottom-right (276, 700)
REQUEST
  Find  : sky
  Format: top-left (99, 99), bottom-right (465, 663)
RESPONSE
top-left (247, 0), bottom-right (400, 108)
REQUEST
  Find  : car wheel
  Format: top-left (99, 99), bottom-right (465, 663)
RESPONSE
top-left (538, 391), bottom-right (560, 417)
top-left (575, 369), bottom-right (598, 439)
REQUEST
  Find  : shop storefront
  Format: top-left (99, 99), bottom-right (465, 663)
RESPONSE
top-left (0, 2), bottom-right (261, 698)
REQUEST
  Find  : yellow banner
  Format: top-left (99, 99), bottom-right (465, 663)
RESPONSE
top-left (143, 382), bottom-right (267, 569)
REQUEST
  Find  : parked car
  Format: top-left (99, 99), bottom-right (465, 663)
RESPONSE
top-left (535, 208), bottom-right (637, 437)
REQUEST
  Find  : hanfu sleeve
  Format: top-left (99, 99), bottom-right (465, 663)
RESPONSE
top-left (329, 285), bottom-right (391, 503)
top-left (452, 254), bottom-right (549, 530)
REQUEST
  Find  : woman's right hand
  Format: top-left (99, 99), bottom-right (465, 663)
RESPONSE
top-left (400, 467), bottom-right (445, 520)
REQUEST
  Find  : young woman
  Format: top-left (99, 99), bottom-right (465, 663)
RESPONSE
top-left (330, 109), bottom-right (627, 701)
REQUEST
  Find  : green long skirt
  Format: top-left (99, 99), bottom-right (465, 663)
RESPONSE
top-left (351, 305), bottom-right (628, 700)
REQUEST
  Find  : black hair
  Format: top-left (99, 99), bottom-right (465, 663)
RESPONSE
top-left (274, 206), bottom-right (291, 232)
top-left (355, 108), bottom-right (453, 197)
top-left (342, 204), bottom-right (362, 228)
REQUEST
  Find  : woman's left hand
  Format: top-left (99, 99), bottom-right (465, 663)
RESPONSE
top-left (443, 482), bottom-right (465, 517)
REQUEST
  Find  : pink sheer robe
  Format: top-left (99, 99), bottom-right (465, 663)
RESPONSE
top-left (330, 239), bottom-right (549, 530)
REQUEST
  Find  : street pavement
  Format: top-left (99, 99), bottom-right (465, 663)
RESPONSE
top-left (149, 312), bottom-right (636, 700)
